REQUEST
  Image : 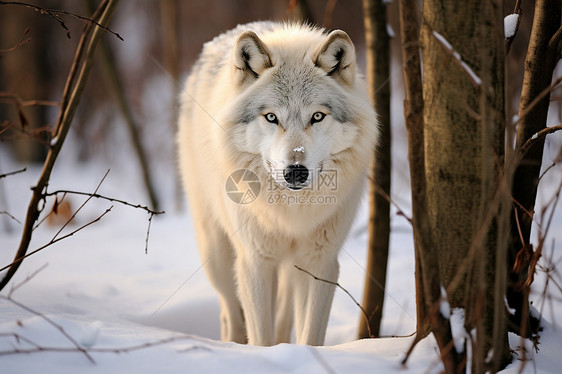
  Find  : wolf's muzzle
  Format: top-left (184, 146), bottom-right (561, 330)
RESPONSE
top-left (283, 164), bottom-right (309, 190)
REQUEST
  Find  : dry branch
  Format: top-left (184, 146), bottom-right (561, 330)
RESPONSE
top-left (294, 265), bottom-right (374, 339)
top-left (0, 207), bottom-right (112, 274)
top-left (505, 0), bottom-right (522, 55)
top-left (0, 27), bottom-right (30, 54)
top-left (44, 190), bottom-right (163, 216)
top-left (0, 266), bottom-right (211, 360)
top-left (0, 1), bottom-right (123, 40)
top-left (0, 167), bottom-right (26, 180)
top-left (0, 0), bottom-right (120, 292)
top-left (0, 333), bottom-right (211, 358)
top-left (1, 292), bottom-right (95, 363)
top-left (508, 0), bottom-right (561, 338)
top-left (521, 124), bottom-right (562, 156)
top-left (93, 12), bottom-right (160, 211)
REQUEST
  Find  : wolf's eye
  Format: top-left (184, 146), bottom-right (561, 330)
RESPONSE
top-left (264, 113), bottom-right (278, 124)
top-left (311, 112), bottom-right (326, 125)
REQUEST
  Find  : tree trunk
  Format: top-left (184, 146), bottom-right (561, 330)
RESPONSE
top-left (421, 0), bottom-right (510, 370)
top-left (507, 0), bottom-right (561, 337)
top-left (358, 0), bottom-right (391, 339)
top-left (160, 0), bottom-right (184, 211)
top-left (397, 0), bottom-right (429, 340)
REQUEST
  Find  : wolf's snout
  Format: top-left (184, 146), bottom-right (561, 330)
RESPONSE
top-left (283, 164), bottom-right (309, 189)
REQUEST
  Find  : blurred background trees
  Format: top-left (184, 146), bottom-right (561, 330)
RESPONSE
top-left (1, 2), bottom-right (561, 372)
top-left (0, 0), bottom-right (367, 211)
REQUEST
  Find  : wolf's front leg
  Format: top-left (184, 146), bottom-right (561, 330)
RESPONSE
top-left (293, 256), bottom-right (339, 346)
top-left (235, 251), bottom-right (275, 346)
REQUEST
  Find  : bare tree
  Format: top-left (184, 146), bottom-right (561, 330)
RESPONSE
top-left (507, 0), bottom-right (561, 337)
top-left (397, 0), bottom-right (430, 344)
top-left (400, 0), bottom-right (512, 371)
top-left (0, 0), bottom-right (121, 292)
top-left (358, 0), bottom-right (391, 339)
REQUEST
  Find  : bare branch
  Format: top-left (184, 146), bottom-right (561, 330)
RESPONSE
top-left (548, 25), bottom-right (562, 57)
top-left (0, 207), bottom-right (112, 274)
top-left (7, 263), bottom-right (49, 297)
top-left (294, 265), bottom-right (374, 338)
top-left (0, 295), bottom-right (95, 363)
top-left (0, 211), bottom-right (21, 224)
top-left (145, 212), bottom-right (155, 254)
top-left (44, 189), bottom-right (164, 216)
top-left (521, 124), bottom-right (562, 155)
top-left (0, 92), bottom-right (59, 108)
top-left (48, 170), bottom-right (110, 239)
top-left (0, 167), bottom-right (26, 180)
top-left (0, 333), bottom-right (211, 357)
top-left (0, 1), bottom-right (123, 41)
top-left (0, 27), bottom-right (30, 54)
top-left (0, 0), bottom-right (120, 292)
top-left (516, 76), bottom-right (562, 129)
top-left (368, 175), bottom-right (412, 224)
top-left (505, 0), bottom-right (522, 55)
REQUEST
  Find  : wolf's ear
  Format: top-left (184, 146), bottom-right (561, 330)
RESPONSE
top-left (314, 30), bottom-right (356, 86)
top-left (233, 31), bottom-right (273, 85)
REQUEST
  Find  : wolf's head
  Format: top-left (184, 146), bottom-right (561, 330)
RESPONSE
top-left (223, 25), bottom-right (377, 193)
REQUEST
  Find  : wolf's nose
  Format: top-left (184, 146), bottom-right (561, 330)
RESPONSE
top-left (283, 164), bottom-right (309, 187)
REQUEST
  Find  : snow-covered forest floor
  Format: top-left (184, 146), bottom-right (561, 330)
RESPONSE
top-left (0, 141), bottom-right (560, 373)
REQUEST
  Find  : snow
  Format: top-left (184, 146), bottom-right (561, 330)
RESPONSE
top-left (432, 30), bottom-right (482, 86)
top-left (439, 286), bottom-right (451, 319)
top-left (386, 24), bottom-right (395, 38)
top-left (0, 134), bottom-right (561, 372)
top-left (531, 132), bottom-right (539, 140)
top-left (504, 14), bottom-right (519, 39)
top-left (293, 146), bottom-right (305, 153)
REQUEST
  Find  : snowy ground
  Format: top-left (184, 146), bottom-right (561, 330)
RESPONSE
top-left (0, 139), bottom-right (560, 374)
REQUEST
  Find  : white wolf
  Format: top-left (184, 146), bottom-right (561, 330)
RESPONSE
top-left (177, 22), bottom-right (378, 346)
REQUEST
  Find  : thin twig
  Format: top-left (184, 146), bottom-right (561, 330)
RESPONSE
top-left (0, 334), bottom-right (211, 357)
top-left (0, 92), bottom-right (59, 108)
top-left (0, 295), bottom-right (95, 363)
top-left (8, 263), bottom-right (49, 297)
top-left (380, 331), bottom-right (416, 339)
top-left (0, 207), bottom-right (112, 273)
top-left (505, 0), bottom-right (522, 55)
top-left (49, 170), bottom-right (110, 239)
top-left (0, 0), bottom-right (120, 293)
top-left (0, 211), bottom-right (21, 224)
top-left (43, 169), bottom-right (162, 219)
top-left (517, 76), bottom-right (562, 128)
top-left (145, 212), bottom-right (154, 254)
top-left (521, 124), bottom-right (562, 155)
top-left (44, 190), bottom-right (164, 215)
top-left (0, 27), bottom-right (31, 53)
top-left (547, 25), bottom-right (562, 55)
top-left (294, 265), bottom-right (373, 338)
top-left (538, 162), bottom-right (558, 184)
top-left (33, 192), bottom-right (68, 230)
top-left (368, 175), bottom-right (412, 224)
top-left (0, 167), bottom-right (26, 180)
top-left (0, 1), bottom-right (123, 40)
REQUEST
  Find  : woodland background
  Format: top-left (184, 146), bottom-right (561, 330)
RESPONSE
top-left (0, 1), bottom-right (561, 373)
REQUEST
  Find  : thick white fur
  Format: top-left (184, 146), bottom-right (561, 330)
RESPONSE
top-left (177, 22), bottom-right (378, 346)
